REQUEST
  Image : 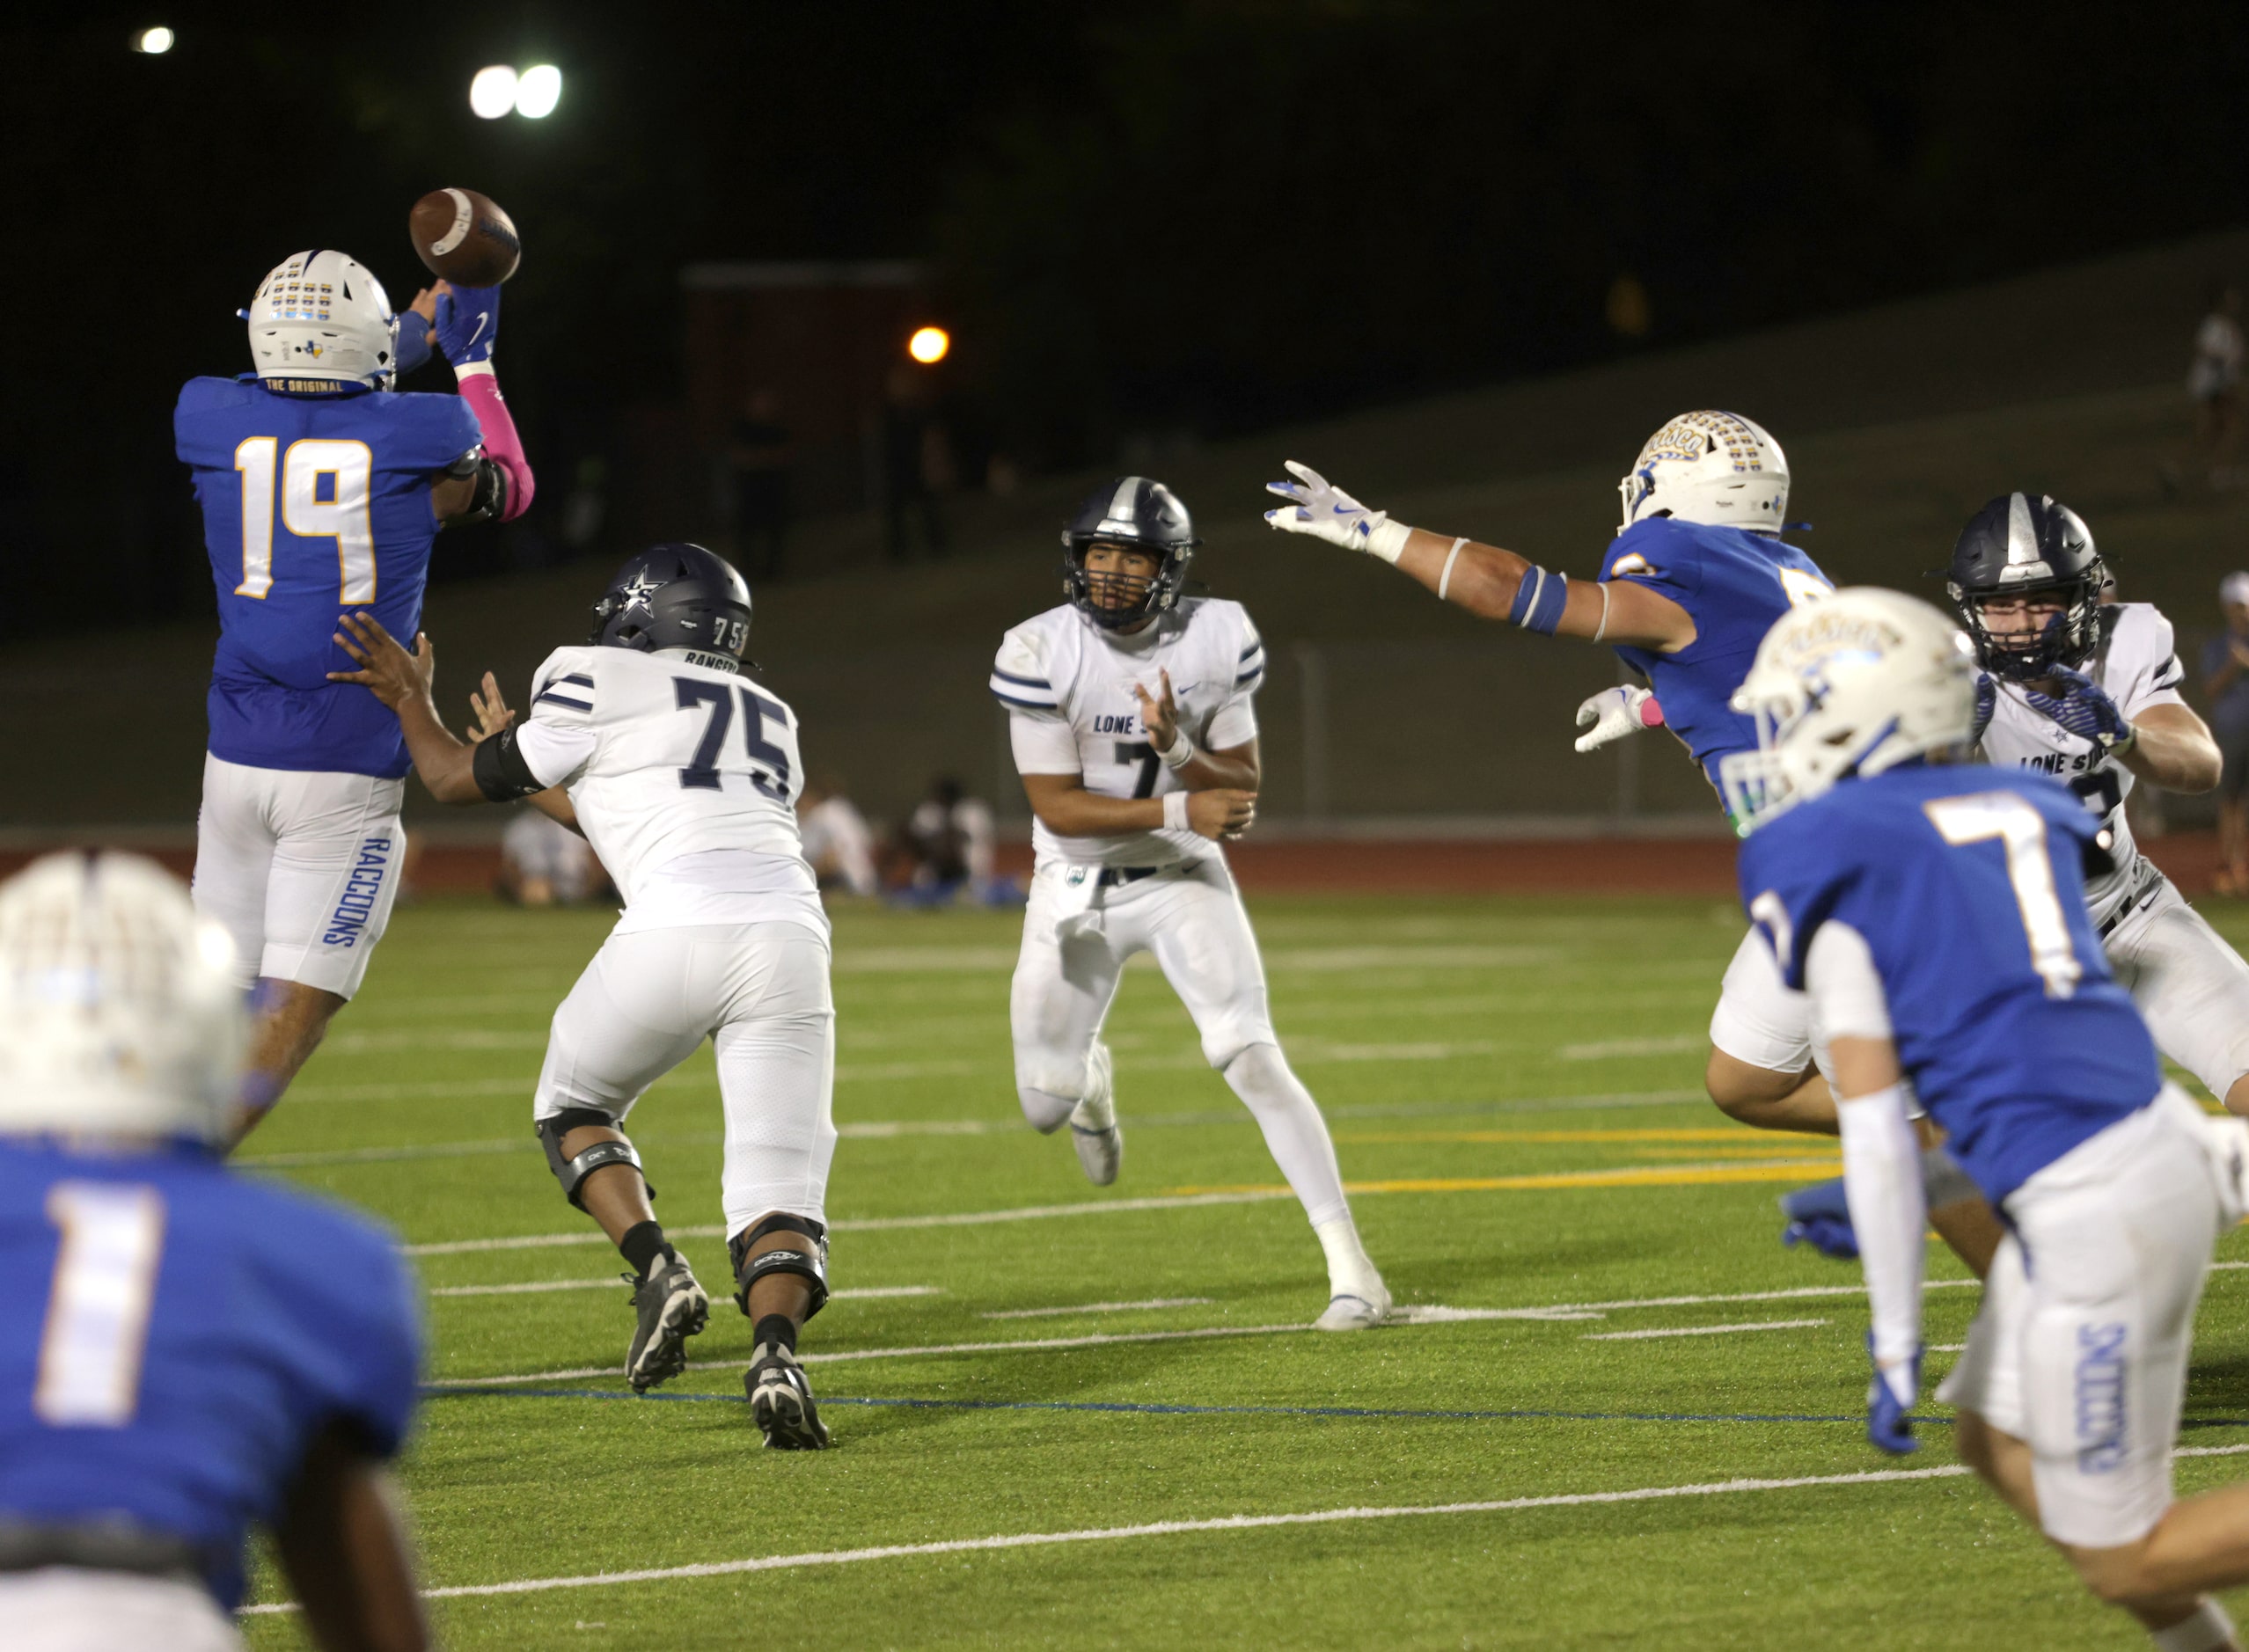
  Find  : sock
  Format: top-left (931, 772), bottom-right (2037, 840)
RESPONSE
top-left (619, 1220), bottom-right (671, 1279)
top-left (1224, 1044), bottom-right (1352, 1231)
top-left (1315, 1217), bottom-right (1381, 1299)
top-left (1919, 1144), bottom-right (1980, 1210)
top-left (2151, 1598), bottom-right (2235, 1652)
top-left (754, 1313), bottom-right (799, 1354)
top-left (1017, 1085), bottom-right (1075, 1134)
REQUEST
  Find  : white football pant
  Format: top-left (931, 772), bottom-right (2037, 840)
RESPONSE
top-left (2, 1569), bottom-right (243, 1651)
top-left (192, 753), bottom-right (405, 999)
top-left (1937, 1086), bottom-right (2227, 1547)
top-left (534, 922), bottom-right (836, 1239)
top-left (1010, 858), bottom-right (1354, 1231)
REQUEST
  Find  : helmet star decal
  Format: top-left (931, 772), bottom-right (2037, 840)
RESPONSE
top-left (617, 570), bottom-right (664, 612)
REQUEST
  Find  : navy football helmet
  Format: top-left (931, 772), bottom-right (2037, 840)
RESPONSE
top-left (1061, 477), bottom-right (1199, 630)
top-left (1945, 493), bottom-right (2107, 680)
top-left (590, 543), bottom-right (753, 661)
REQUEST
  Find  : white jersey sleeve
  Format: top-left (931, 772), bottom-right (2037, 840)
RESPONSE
top-left (514, 649), bottom-right (601, 789)
top-left (1206, 613), bottom-right (1265, 749)
top-left (2106, 603), bottom-right (2188, 720)
top-left (995, 622), bottom-right (1081, 774)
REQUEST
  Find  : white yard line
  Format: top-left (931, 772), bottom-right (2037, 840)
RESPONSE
top-left (232, 1463), bottom-right (1969, 1613)
top-left (983, 1297), bottom-right (1213, 1320)
top-left (429, 1281), bottom-right (941, 1301)
top-left (1582, 1319), bottom-right (1828, 1342)
top-left (1557, 1035), bottom-right (1703, 1062)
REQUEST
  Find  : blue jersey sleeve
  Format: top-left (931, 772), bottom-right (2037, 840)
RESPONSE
top-left (372, 391), bottom-right (482, 478)
top-left (1601, 517), bottom-right (1709, 603)
top-left (282, 1209), bottom-right (421, 1459)
top-left (173, 376), bottom-right (259, 470)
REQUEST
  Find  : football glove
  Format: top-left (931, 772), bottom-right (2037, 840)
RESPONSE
top-left (2023, 664), bottom-right (2136, 756)
top-left (1968, 672), bottom-right (1996, 747)
top-left (1574, 686), bottom-right (1664, 753)
top-left (1264, 462), bottom-right (1411, 564)
top-left (435, 283), bottom-right (501, 368)
top-left (1865, 1334), bottom-right (1922, 1456)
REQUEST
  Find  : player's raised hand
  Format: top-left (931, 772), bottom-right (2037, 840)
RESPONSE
top-left (467, 670), bottom-right (516, 743)
top-left (328, 613), bottom-right (436, 711)
top-left (1864, 1335), bottom-right (1922, 1455)
top-left (434, 281), bottom-right (500, 367)
top-left (1132, 670), bottom-right (1181, 751)
top-left (1264, 462), bottom-right (1410, 564)
top-left (1574, 686), bottom-right (1664, 753)
top-left (2023, 664), bottom-right (2135, 754)
top-left (1186, 788), bottom-right (1256, 841)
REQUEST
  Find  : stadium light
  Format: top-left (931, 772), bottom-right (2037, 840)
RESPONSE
top-left (470, 65), bottom-right (519, 120)
top-left (514, 65), bottom-right (562, 119)
top-left (132, 26), bottom-right (174, 53)
top-left (908, 326), bottom-right (950, 365)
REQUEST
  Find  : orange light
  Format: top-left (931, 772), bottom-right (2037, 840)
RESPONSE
top-left (907, 325), bottom-right (950, 365)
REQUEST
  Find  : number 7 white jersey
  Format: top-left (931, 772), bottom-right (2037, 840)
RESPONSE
top-left (511, 645), bottom-right (824, 935)
top-left (1976, 603), bottom-right (2188, 927)
top-left (993, 596), bottom-right (1264, 871)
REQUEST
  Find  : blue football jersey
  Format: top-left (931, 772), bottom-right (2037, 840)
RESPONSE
top-left (1601, 517), bottom-right (1833, 803)
top-left (1739, 764), bottom-right (2161, 1202)
top-left (176, 376), bottom-right (481, 778)
top-left (0, 1139), bottom-right (420, 1609)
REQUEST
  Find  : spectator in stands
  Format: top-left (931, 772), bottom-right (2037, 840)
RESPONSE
top-left (2205, 571), bottom-right (2249, 894)
top-left (879, 365), bottom-right (950, 561)
top-left (2172, 283), bottom-right (2245, 496)
top-left (497, 805), bottom-right (605, 906)
top-left (893, 776), bottom-right (1010, 904)
top-left (798, 774), bottom-right (879, 898)
top-left (729, 388), bottom-right (795, 582)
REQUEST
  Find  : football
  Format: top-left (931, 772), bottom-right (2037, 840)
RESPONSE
top-left (408, 187), bottom-right (522, 286)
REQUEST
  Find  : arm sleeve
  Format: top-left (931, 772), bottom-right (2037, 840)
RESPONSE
top-left (1206, 615), bottom-right (1265, 749)
top-left (1808, 922), bottom-right (1923, 1370)
top-left (1010, 711), bottom-right (1082, 775)
top-left (454, 365), bottom-right (535, 521)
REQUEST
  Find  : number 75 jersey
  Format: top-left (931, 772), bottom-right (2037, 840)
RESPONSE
top-left (176, 376), bottom-right (480, 778)
top-left (509, 646), bottom-right (815, 913)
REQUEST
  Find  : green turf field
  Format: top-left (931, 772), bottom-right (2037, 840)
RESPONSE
top-left (234, 890), bottom-right (2249, 1649)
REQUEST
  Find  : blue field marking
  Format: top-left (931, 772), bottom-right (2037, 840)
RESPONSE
top-left (422, 1384), bottom-right (1960, 1427)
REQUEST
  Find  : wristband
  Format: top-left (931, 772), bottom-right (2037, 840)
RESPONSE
top-left (1436, 537), bottom-right (1468, 602)
top-left (1508, 566), bottom-right (1569, 635)
top-left (1162, 791), bottom-right (1190, 831)
top-left (1154, 728), bottom-right (1196, 770)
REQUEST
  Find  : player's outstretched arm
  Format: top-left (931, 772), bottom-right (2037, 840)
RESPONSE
top-left (2124, 702), bottom-right (2222, 793)
top-left (1263, 462), bottom-right (1694, 650)
top-left (326, 614), bottom-right (487, 804)
top-left (271, 1423), bottom-right (430, 1652)
top-left (431, 281), bottom-right (535, 522)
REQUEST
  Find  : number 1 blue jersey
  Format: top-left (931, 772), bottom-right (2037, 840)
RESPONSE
top-left (175, 376), bottom-right (480, 778)
top-left (1601, 516), bottom-right (1832, 801)
top-left (1739, 764), bottom-right (2160, 1202)
top-left (0, 1138), bottom-right (419, 1610)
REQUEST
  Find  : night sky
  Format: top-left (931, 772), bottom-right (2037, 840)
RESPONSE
top-left (4, 3), bottom-right (2245, 628)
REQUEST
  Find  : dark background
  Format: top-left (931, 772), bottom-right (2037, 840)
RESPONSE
top-left (4, 2), bottom-right (2248, 634)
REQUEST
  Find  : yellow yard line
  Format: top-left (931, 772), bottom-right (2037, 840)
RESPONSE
top-left (1168, 1159), bottom-right (1842, 1197)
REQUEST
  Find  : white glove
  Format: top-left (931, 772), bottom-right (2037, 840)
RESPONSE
top-left (1264, 461), bottom-right (1413, 564)
top-left (1573, 686), bottom-right (1663, 753)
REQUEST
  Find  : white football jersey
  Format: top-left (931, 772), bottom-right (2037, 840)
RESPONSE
top-left (993, 597), bottom-right (1264, 871)
top-left (1977, 603), bottom-right (2188, 926)
top-left (512, 646), bottom-right (824, 936)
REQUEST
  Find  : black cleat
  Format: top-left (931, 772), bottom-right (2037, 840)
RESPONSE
top-left (625, 1253), bottom-right (709, 1393)
top-left (745, 1341), bottom-right (831, 1449)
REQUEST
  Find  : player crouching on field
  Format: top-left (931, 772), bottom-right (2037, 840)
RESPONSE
top-left (332, 545), bottom-right (838, 1448)
top-left (1731, 590), bottom-right (2249, 1650)
top-left (0, 854), bottom-right (429, 1650)
top-left (992, 478), bottom-right (1388, 1330)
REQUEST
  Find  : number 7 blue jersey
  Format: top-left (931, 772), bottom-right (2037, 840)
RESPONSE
top-left (1601, 516), bottom-right (1833, 803)
top-left (175, 376), bottom-right (480, 778)
top-left (1738, 764), bottom-right (2160, 1202)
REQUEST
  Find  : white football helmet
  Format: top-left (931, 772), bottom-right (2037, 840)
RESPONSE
top-left (0, 853), bottom-right (245, 1142)
top-left (247, 249), bottom-right (399, 388)
top-left (1720, 588), bottom-right (1979, 831)
top-left (1617, 411), bottom-right (1790, 535)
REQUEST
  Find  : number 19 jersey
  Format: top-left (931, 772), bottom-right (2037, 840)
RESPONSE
top-left (510, 646), bottom-right (826, 939)
top-left (175, 376), bottom-right (480, 778)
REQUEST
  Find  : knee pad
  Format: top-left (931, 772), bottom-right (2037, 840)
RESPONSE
top-left (535, 1108), bottom-right (655, 1210)
top-left (728, 1212), bottom-right (830, 1321)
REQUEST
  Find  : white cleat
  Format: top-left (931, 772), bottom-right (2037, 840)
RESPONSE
top-left (1315, 1278), bottom-right (1392, 1332)
top-left (1069, 1041), bottom-right (1122, 1187)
